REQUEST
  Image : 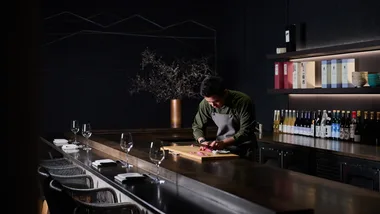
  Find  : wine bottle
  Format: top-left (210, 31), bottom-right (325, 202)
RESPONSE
top-left (284, 110), bottom-right (289, 133)
top-left (376, 112), bottom-right (380, 146)
top-left (300, 111), bottom-right (305, 136)
top-left (311, 111), bottom-right (316, 137)
top-left (344, 111), bottom-right (351, 141)
top-left (279, 109), bottom-right (284, 133)
top-left (350, 111), bottom-right (357, 141)
top-left (320, 110), bottom-right (327, 138)
top-left (362, 111), bottom-right (369, 143)
top-left (285, 24), bottom-right (296, 52)
top-left (306, 111), bottom-right (311, 136)
top-left (315, 110), bottom-right (321, 138)
top-left (354, 110), bottom-right (361, 143)
top-left (325, 110), bottom-right (332, 139)
top-left (339, 111), bottom-right (346, 140)
top-left (335, 110), bottom-right (341, 140)
top-left (369, 111), bottom-right (376, 145)
top-left (290, 110), bottom-right (296, 134)
top-left (331, 110), bottom-right (337, 139)
top-left (294, 110), bottom-right (300, 135)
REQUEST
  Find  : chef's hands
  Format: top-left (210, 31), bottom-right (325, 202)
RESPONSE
top-left (198, 138), bottom-right (226, 150)
top-left (209, 140), bottom-right (226, 150)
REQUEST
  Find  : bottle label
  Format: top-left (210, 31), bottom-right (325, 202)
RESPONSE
top-left (339, 127), bottom-right (345, 139)
top-left (320, 125), bottom-right (325, 138)
top-left (279, 124), bottom-right (283, 132)
top-left (284, 125), bottom-right (288, 133)
top-left (344, 128), bottom-right (350, 140)
top-left (331, 123), bottom-right (336, 138)
top-left (285, 30), bottom-right (290, 42)
top-left (336, 126), bottom-right (340, 139)
top-left (316, 126), bottom-right (320, 137)
top-left (354, 134), bottom-right (361, 143)
top-left (294, 126), bottom-right (298, 135)
top-left (349, 124), bottom-right (356, 139)
top-left (311, 125), bottom-right (315, 137)
top-left (325, 125), bottom-right (332, 138)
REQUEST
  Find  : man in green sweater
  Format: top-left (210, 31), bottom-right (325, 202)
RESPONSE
top-left (192, 76), bottom-right (257, 160)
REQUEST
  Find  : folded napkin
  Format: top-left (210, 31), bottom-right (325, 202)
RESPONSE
top-left (114, 173), bottom-right (145, 182)
top-left (53, 139), bottom-right (68, 146)
top-left (62, 144), bottom-right (79, 150)
top-left (91, 159), bottom-right (117, 168)
top-left (63, 149), bottom-right (79, 154)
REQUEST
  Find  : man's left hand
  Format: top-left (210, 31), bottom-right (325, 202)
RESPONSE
top-left (209, 140), bottom-right (226, 150)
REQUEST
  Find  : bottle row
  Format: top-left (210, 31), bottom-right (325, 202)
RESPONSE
top-left (272, 109), bottom-right (380, 145)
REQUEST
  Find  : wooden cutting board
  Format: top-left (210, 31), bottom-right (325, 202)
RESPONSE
top-left (164, 145), bottom-right (239, 162)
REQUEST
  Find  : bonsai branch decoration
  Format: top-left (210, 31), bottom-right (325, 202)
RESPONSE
top-left (129, 48), bottom-right (216, 103)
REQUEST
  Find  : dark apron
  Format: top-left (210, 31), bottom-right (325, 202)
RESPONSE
top-left (211, 108), bottom-right (256, 160)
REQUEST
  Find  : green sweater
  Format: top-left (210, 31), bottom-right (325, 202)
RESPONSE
top-left (192, 90), bottom-right (256, 144)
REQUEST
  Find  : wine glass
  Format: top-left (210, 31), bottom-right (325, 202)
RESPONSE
top-left (71, 120), bottom-right (79, 144)
top-left (82, 123), bottom-right (92, 151)
top-left (120, 132), bottom-right (133, 168)
top-left (149, 141), bottom-right (165, 183)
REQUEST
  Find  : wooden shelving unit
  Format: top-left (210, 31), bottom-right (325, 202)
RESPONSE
top-left (267, 87), bottom-right (380, 95)
top-left (266, 39), bottom-right (380, 60)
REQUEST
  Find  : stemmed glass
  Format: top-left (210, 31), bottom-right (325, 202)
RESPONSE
top-left (149, 141), bottom-right (165, 183)
top-left (120, 132), bottom-right (133, 168)
top-left (82, 123), bottom-right (92, 151)
top-left (71, 120), bottom-right (79, 144)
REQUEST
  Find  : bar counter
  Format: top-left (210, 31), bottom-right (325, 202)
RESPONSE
top-left (52, 130), bottom-right (380, 214)
top-left (258, 133), bottom-right (380, 162)
top-left (41, 135), bottom-right (239, 214)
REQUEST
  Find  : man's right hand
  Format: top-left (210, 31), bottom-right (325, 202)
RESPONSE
top-left (200, 141), bottom-right (211, 146)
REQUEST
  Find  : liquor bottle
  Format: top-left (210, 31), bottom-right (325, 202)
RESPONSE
top-left (311, 111), bottom-right (316, 137)
top-left (300, 111), bottom-right (305, 136)
top-left (339, 111), bottom-right (346, 140)
top-left (331, 110), bottom-right (337, 139)
top-left (335, 110), bottom-right (341, 140)
top-left (279, 109), bottom-right (284, 133)
top-left (290, 110), bottom-right (296, 134)
top-left (288, 110), bottom-right (294, 134)
top-left (344, 111), bottom-right (351, 141)
top-left (273, 110), bottom-right (279, 133)
top-left (315, 110), bottom-right (322, 138)
top-left (376, 112), bottom-right (380, 146)
top-left (273, 110), bottom-right (276, 132)
top-left (320, 110), bottom-right (327, 138)
top-left (350, 111), bottom-right (357, 141)
top-left (369, 111), bottom-right (376, 145)
top-left (304, 111), bottom-right (311, 136)
top-left (285, 24), bottom-right (296, 52)
top-left (294, 110), bottom-right (300, 135)
top-left (325, 110), bottom-right (332, 139)
top-left (354, 110), bottom-right (361, 143)
top-left (284, 110), bottom-right (289, 133)
top-left (362, 111), bottom-right (369, 143)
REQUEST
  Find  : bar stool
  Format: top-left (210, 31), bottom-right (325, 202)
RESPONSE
top-left (39, 157), bottom-right (74, 169)
top-left (49, 180), bottom-right (142, 214)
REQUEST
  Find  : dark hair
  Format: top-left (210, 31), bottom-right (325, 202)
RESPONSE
top-left (200, 76), bottom-right (225, 97)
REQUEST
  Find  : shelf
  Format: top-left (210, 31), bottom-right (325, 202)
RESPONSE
top-left (266, 39), bottom-right (380, 60)
top-left (267, 87), bottom-right (380, 94)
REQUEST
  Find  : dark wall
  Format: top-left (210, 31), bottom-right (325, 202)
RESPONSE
top-left (41, 0), bottom-right (223, 133)
top-left (41, 0), bottom-right (380, 133)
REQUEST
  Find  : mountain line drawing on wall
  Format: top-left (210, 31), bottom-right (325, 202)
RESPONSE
top-left (43, 11), bottom-right (216, 47)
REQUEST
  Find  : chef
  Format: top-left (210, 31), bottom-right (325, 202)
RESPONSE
top-left (192, 76), bottom-right (257, 160)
